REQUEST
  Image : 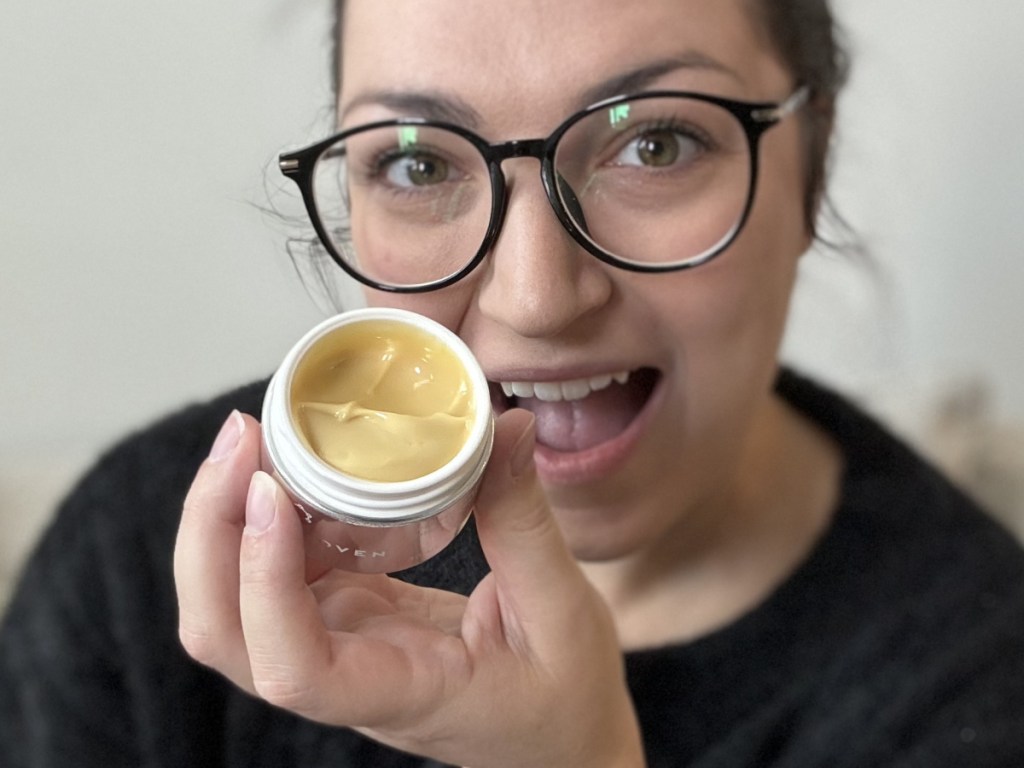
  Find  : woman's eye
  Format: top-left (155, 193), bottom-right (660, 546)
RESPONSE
top-left (614, 130), bottom-right (700, 169)
top-left (384, 153), bottom-right (450, 187)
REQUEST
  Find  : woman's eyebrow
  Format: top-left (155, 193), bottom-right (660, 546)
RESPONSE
top-left (340, 90), bottom-right (483, 128)
top-left (577, 52), bottom-right (742, 107)
top-left (339, 52), bottom-right (738, 129)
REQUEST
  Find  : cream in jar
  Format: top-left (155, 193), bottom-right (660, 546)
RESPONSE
top-left (290, 320), bottom-right (474, 482)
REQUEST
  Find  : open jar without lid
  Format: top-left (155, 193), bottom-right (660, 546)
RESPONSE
top-left (262, 308), bottom-right (493, 573)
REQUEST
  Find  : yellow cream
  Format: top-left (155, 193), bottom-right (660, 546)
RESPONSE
top-left (289, 319), bottom-right (474, 482)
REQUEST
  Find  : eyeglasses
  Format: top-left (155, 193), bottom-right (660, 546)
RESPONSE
top-left (279, 86), bottom-right (809, 293)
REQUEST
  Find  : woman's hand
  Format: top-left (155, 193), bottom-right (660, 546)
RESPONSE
top-left (174, 408), bottom-right (645, 768)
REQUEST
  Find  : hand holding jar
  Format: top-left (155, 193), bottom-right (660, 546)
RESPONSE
top-left (175, 404), bottom-right (645, 768)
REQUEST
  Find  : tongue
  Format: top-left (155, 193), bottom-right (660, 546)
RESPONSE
top-left (518, 379), bottom-right (648, 452)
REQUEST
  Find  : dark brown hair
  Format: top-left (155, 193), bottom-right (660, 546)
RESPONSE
top-left (747, 0), bottom-right (849, 233)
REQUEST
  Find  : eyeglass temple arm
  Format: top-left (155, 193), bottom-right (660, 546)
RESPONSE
top-left (752, 85), bottom-right (812, 124)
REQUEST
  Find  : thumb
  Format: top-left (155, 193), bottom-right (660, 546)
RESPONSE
top-left (472, 409), bottom-right (587, 610)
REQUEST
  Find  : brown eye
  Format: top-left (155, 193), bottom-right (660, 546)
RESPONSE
top-left (388, 154), bottom-right (450, 187)
top-left (613, 130), bottom-right (702, 169)
top-left (635, 131), bottom-right (681, 167)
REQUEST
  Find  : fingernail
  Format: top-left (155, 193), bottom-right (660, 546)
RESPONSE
top-left (510, 415), bottom-right (536, 478)
top-left (209, 410), bottom-right (244, 462)
top-left (246, 472), bottom-right (277, 533)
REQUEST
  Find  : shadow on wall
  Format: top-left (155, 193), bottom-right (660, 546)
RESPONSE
top-left (867, 376), bottom-right (1024, 539)
top-left (0, 456), bottom-right (94, 611)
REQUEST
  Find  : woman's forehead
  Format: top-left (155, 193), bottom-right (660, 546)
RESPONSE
top-left (339, 0), bottom-right (787, 124)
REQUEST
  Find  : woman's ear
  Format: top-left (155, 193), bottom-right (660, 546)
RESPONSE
top-left (803, 96), bottom-right (836, 239)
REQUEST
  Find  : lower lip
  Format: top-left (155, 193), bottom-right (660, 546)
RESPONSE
top-left (532, 374), bottom-right (666, 486)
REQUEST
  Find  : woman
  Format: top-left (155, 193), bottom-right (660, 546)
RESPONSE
top-left (3, 1), bottom-right (1023, 766)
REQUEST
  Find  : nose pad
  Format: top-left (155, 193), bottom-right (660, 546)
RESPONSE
top-left (556, 173), bottom-right (589, 236)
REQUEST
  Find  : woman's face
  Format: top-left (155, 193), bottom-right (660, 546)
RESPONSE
top-left (339, 0), bottom-right (812, 562)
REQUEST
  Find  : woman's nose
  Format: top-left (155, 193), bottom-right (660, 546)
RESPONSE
top-left (475, 164), bottom-right (612, 339)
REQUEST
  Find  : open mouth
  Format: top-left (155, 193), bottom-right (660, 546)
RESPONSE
top-left (489, 367), bottom-right (661, 453)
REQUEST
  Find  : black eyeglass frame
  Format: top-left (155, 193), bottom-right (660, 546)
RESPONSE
top-left (279, 86), bottom-right (810, 293)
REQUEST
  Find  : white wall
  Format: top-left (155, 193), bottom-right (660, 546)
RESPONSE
top-left (782, 0), bottom-right (1024, 529)
top-left (2, 0), bottom-right (1023, 595)
top-left (0, 0), bottom-right (335, 592)
top-left (786, 0), bottom-right (1024, 426)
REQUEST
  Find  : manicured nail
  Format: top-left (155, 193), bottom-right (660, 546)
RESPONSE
top-left (509, 415), bottom-right (536, 478)
top-left (245, 472), bottom-right (278, 533)
top-left (209, 410), bottom-right (244, 462)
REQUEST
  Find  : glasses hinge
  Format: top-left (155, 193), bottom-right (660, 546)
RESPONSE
top-left (752, 85), bottom-right (811, 123)
top-left (279, 158), bottom-right (301, 173)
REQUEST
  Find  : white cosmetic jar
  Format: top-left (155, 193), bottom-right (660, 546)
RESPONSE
top-left (262, 308), bottom-right (493, 573)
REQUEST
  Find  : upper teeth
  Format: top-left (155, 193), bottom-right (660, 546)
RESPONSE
top-left (500, 370), bottom-right (630, 403)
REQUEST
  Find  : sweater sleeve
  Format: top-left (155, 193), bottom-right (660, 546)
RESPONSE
top-left (0, 466), bottom-right (144, 766)
top-left (0, 385), bottom-right (256, 767)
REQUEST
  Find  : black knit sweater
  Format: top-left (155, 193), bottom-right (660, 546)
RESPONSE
top-left (2, 371), bottom-right (1023, 767)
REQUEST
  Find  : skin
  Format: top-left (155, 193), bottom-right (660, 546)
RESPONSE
top-left (175, 0), bottom-right (843, 764)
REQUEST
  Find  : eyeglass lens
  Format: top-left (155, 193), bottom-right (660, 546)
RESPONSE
top-left (310, 96), bottom-right (753, 288)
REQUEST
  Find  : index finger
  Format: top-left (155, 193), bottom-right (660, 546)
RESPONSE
top-left (173, 410), bottom-right (262, 690)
